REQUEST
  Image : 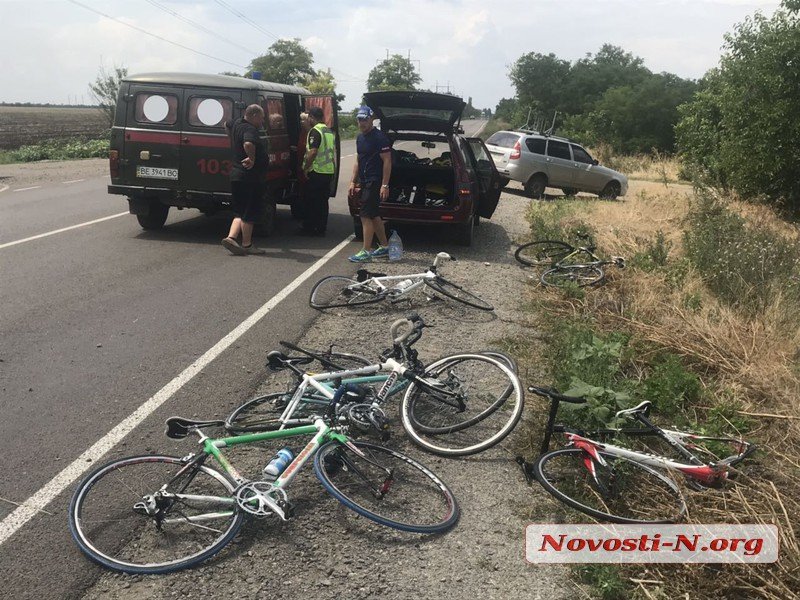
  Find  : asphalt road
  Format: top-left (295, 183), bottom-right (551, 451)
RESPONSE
top-left (0, 120), bottom-right (486, 599)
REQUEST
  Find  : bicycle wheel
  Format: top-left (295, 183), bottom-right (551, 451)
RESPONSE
top-left (541, 265), bottom-right (605, 287)
top-left (534, 448), bottom-right (686, 524)
top-left (225, 391), bottom-right (325, 433)
top-left (69, 455), bottom-right (243, 574)
top-left (310, 276), bottom-right (383, 308)
top-left (314, 440), bottom-right (459, 534)
top-left (424, 276), bottom-right (493, 311)
top-left (515, 241), bottom-right (573, 267)
top-left (401, 354), bottom-right (524, 456)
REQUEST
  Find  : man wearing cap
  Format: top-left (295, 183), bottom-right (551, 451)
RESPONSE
top-left (348, 105), bottom-right (392, 262)
top-left (300, 106), bottom-right (336, 235)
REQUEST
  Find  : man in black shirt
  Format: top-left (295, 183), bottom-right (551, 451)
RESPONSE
top-left (222, 104), bottom-right (268, 255)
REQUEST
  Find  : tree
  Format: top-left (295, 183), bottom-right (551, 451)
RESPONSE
top-left (248, 38), bottom-right (315, 85)
top-left (89, 65), bottom-right (128, 128)
top-left (367, 55), bottom-right (421, 91)
top-left (303, 68), bottom-right (345, 108)
top-left (509, 52), bottom-right (570, 117)
top-left (677, 0), bottom-right (800, 207)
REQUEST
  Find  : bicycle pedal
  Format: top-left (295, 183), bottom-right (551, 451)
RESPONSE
top-left (278, 499), bottom-right (296, 519)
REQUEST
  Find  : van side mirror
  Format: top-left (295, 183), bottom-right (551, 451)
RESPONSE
top-left (593, 159), bottom-right (599, 166)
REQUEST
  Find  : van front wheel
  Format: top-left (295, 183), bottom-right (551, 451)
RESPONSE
top-left (136, 202), bottom-right (169, 230)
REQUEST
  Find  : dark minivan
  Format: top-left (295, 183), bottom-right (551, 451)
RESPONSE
top-left (108, 72), bottom-right (340, 231)
top-left (348, 91), bottom-right (502, 246)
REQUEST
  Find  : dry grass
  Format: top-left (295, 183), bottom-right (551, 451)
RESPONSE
top-left (525, 181), bottom-right (800, 599)
top-left (592, 143), bottom-right (687, 185)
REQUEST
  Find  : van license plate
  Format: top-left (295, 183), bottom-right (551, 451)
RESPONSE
top-left (136, 166), bottom-right (178, 180)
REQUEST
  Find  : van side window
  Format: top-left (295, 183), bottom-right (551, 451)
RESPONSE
top-left (188, 97), bottom-right (232, 128)
top-left (264, 98), bottom-right (286, 132)
top-left (546, 140), bottom-right (571, 160)
top-left (526, 138), bottom-right (546, 154)
top-left (135, 93), bottom-right (178, 125)
top-left (571, 145), bottom-right (593, 164)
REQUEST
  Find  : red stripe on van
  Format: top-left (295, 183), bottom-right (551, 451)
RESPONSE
top-left (182, 133), bottom-right (231, 149)
top-left (125, 130), bottom-right (180, 144)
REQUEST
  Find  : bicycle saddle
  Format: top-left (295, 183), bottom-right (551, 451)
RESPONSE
top-left (615, 401), bottom-right (652, 419)
top-left (165, 417), bottom-right (225, 439)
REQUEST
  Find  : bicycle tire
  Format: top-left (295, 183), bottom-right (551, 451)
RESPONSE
top-left (401, 353), bottom-right (524, 456)
top-left (541, 265), bottom-right (605, 288)
top-left (279, 342), bottom-right (372, 372)
top-left (310, 276), bottom-right (384, 309)
top-left (314, 440), bottom-right (459, 534)
top-left (224, 391), bottom-right (323, 433)
top-left (69, 455), bottom-right (243, 574)
top-left (515, 240), bottom-right (573, 267)
top-left (534, 448), bottom-right (686, 524)
top-left (424, 276), bottom-right (493, 311)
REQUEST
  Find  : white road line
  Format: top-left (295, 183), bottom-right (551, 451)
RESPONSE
top-left (62, 179), bottom-right (85, 184)
top-left (12, 186), bottom-right (41, 192)
top-left (0, 184), bottom-right (9, 194)
top-left (0, 234), bottom-right (354, 547)
top-left (0, 212), bottom-right (129, 250)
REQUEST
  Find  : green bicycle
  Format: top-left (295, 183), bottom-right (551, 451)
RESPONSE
top-left (68, 409), bottom-right (460, 575)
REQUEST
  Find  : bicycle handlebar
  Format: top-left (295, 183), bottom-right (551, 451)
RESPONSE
top-left (389, 312), bottom-right (426, 346)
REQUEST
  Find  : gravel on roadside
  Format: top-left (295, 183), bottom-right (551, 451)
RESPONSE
top-left (79, 187), bottom-right (574, 600)
top-left (0, 157), bottom-right (107, 191)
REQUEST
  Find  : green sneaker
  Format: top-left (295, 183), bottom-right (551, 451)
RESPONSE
top-left (370, 245), bottom-right (389, 258)
top-left (348, 249), bottom-right (372, 263)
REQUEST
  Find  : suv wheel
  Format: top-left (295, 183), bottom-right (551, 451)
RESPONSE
top-left (599, 181), bottom-right (621, 200)
top-left (136, 201), bottom-right (169, 230)
top-left (525, 174), bottom-right (547, 199)
top-left (454, 216), bottom-right (474, 247)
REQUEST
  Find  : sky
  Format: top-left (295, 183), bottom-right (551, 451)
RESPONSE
top-left (0, 0), bottom-right (782, 110)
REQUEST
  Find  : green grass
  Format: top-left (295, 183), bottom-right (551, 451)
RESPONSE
top-left (0, 137), bottom-right (108, 164)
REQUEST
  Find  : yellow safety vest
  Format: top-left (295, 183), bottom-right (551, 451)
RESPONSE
top-left (308, 122), bottom-right (335, 175)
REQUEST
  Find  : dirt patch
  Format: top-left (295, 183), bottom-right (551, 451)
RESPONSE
top-left (0, 157), bottom-right (107, 190)
top-left (0, 106), bottom-right (108, 150)
top-left (78, 192), bottom-right (572, 598)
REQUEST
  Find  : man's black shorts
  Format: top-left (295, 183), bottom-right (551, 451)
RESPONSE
top-left (230, 180), bottom-right (265, 222)
top-left (359, 180), bottom-right (382, 218)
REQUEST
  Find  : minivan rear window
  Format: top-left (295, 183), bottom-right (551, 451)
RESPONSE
top-left (486, 132), bottom-right (520, 149)
top-left (135, 93), bottom-right (178, 125)
top-left (525, 138), bottom-right (546, 154)
top-left (546, 140), bottom-right (571, 160)
top-left (188, 97), bottom-right (232, 128)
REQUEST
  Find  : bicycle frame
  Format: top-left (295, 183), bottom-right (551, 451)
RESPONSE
top-left (168, 418), bottom-right (354, 522)
top-left (350, 252), bottom-right (452, 301)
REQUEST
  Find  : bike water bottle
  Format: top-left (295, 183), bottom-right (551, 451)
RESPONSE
top-left (263, 448), bottom-right (293, 481)
top-left (388, 230), bottom-right (403, 262)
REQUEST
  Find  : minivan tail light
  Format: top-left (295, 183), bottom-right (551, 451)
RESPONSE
top-left (510, 140), bottom-right (521, 160)
top-left (109, 150), bottom-right (120, 178)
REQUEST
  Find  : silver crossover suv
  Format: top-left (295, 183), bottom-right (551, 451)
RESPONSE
top-left (485, 130), bottom-right (628, 199)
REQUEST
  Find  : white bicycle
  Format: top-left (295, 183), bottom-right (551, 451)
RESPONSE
top-left (309, 252), bottom-right (493, 311)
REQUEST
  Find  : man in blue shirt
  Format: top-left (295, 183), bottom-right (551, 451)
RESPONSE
top-left (348, 105), bottom-right (392, 262)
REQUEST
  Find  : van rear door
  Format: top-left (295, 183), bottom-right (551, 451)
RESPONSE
top-left (302, 95), bottom-right (340, 197)
top-left (123, 85), bottom-right (183, 188)
top-left (180, 90), bottom-right (242, 194)
top-left (466, 138), bottom-right (502, 218)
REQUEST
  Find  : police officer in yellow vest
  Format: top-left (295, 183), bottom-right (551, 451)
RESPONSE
top-left (300, 106), bottom-right (336, 236)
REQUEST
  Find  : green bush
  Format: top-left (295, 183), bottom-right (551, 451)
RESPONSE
top-left (640, 354), bottom-right (702, 417)
top-left (527, 201), bottom-right (595, 244)
top-left (683, 193), bottom-right (800, 314)
top-left (574, 565), bottom-right (627, 600)
top-left (630, 230), bottom-right (672, 271)
top-left (7, 137), bottom-right (108, 163)
top-left (676, 1), bottom-right (800, 209)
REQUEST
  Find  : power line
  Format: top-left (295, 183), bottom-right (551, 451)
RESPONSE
top-left (213, 0), bottom-right (281, 43)
top-left (144, 0), bottom-right (257, 56)
top-left (68, 0), bottom-right (247, 70)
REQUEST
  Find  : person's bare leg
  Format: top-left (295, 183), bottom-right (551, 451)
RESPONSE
top-left (240, 221), bottom-right (255, 247)
top-left (373, 217), bottom-right (388, 247)
top-left (227, 217), bottom-right (242, 241)
top-left (361, 216), bottom-right (375, 251)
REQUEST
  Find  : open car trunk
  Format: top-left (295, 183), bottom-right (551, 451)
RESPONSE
top-left (383, 146), bottom-right (457, 209)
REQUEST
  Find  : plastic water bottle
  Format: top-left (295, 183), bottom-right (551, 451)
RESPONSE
top-left (395, 279), bottom-right (414, 292)
top-left (263, 448), bottom-right (293, 481)
top-left (388, 230), bottom-right (403, 262)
